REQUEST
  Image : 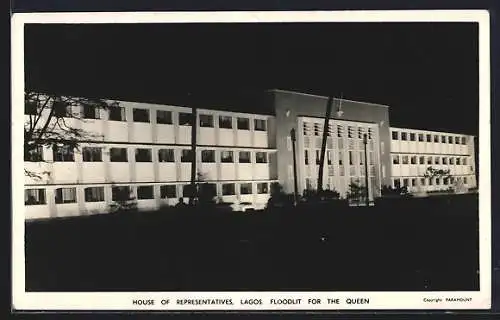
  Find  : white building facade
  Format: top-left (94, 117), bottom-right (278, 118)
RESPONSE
top-left (389, 127), bottom-right (477, 193)
top-left (24, 99), bottom-right (277, 220)
top-left (23, 90), bottom-right (478, 220)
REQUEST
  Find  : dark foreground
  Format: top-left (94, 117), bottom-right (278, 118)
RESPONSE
top-left (25, 194), bottom-right (479, 292)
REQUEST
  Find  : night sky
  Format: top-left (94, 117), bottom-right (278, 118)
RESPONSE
top-left (24, 22), bottom-right (479, 135)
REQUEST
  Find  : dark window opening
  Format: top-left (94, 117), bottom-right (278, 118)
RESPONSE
top-left (133, 108), bottom-right (150, 123)
top-left (110, 148), bottom-right (128, 162)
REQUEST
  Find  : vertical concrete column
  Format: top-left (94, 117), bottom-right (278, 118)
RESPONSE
top-left (47, 187), bottom-right (58, 218)
top-left (101, 107), bottom-right (111, 184)
top-left (126, 106), bottom-right (136, 183)
top-left (214, 114), bottom-right (220, 146)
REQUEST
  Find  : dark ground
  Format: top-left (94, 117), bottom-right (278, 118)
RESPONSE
top-left (25, 194), bottom-right (479, 292)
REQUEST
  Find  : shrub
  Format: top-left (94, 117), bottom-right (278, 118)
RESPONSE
top-left (380, 185), bottom-right (411, 198)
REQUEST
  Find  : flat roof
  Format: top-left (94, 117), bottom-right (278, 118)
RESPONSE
top-left (268, 88), bottom-right (390, 108)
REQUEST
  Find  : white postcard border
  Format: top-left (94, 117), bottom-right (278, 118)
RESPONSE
top-left (11, 10), bottom-right (491, 311)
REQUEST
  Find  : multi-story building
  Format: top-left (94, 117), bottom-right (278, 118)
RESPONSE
top-left (23, 89), bottom-right (477, 220)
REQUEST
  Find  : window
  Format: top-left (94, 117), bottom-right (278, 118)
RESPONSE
top-left (25, 189), bottom-right (46, 205)
top-left (411, 178), bottom-right (416, 187)
top-left (419, 156), bottom-right (425, 164)
top-left (257, 182), bottom-right (269, 194)
top-left (160, 185), bottom-right (177, 199)
top-left (434, 157), bottom-right (440, 165)
top-left (222, 183), bottom-right (235, 195)
top-left (25, 145), bottom-right (43, 162)
top-left (256, 152), bottom-right (268, 163)
top-left (221, 150), bottom-right (234, 163)
top-left (359, 151), bottom-right (364, 165)
top-left (450, 157), bottom-right (455, 165)
top-left (303, 123), bottom-right (309, 136)
top-left (219, 116), bottom-right (232, 129)
top-left (436, 178), bottom-right (440, 185)
top-left (179, 112), bottom-right (192, 126)
top-left (157, 110), bottom-right (173, 124)
top-left (434, 135), bottom-right (439, 143)
top-left (83, 104), bottom-right (100, 119)
top-left (181, 150), bottom-right (193, 162)
top-left (84, 187), bottom-right (105, 202)
top-left (410, 133), bottom-right (416, 141)
top-left (305, 150), bottom-right (309, 165)
top-left (348, 126), bottom-right (354, 138)
top-left (427, 156), bottom-right (432, 165)
top-left (137, 186), bottom-right (154, 200)
top-left (358, 127), bottom-right (364, 139)
top-left (254, 119), bottom-right (267, 131)
top-left (239, 151), bottom-right (251, 163)
top-left (456, 157), bottom-right (461, 165)
top-left (442, 157), bottom-right (448, 165)
top-left (158, 149), bottom-right (175, 162)
top-left (463, 157), bottom-right (468, 165)
top-left (53, 100), bottom-right (71, 117)
top-left (314, 123), bottom-right (321, 136)
top-left (455, 136), bottom-right (461, 144)
top-left (464, 177), bottom-right (468, 184)
top-left (55, 187), bottom-right (77, 204)
top-left (327, 124), bottom-right (334, 137)
top-left (112, 186), bottom-right (132, 201)
top-left (418, 134), bottom-right (424, 142)
top-left (367, 128), bottom-right (373, 140)
top-left (392, 155), bottom-right (400, 164)
top-left (441, 136), bottom-right (446, 143)
top-left (82, 147), bottom-right (102, 162)
top-left (135, 148), bottom-right (152, 162)
top-left (410, 156), bottom-right (417, 164)
top-left (337, 125), bottom-right (343, 137)
top-left (403, 178), bottom-right (409, 187)
top-left (426, 134), bottom-right (432, 142)
top-left (240, 183), bottom-right (252, 195)
top-left (182, 185), bottom-right (195, 198)
top-left (109, 106), bottom-right (126, 121)
top-left (199, 114), bottom-right (214, 127)
top-left (393, 179), bottom-right (401, 188)
top-left (133, 108), bottom-right (150, 122)
top-left (315, 150), bottom-right (321, 165)
top-left (429, 178), bottom-right (434, 186)
top-left (402, 155), bottom-right (409, 164)
top-left (327, 151), bottom-right (332, 165)
top-left (201, 150), bottom-right (215, 163)
top-left (110, 148), bottom-right (128, 162)
top-left (338, 151), bottom-right (343, 165)
top-left (53, 145), bottom-right (74, 162)
top-left (25, 100), bottom-right (38, 115)
top-left (401, 132), bottom-right (408, 141)
top-left (448, 136), bottom-right (453, 144)
top-left (461, 137), bottom-right (467, 145)
top-left (443, 177), bottom-right (449, 185)
top-left (348, 151), bottom-right (354, 165)
top-left (237, 117), bottom-right (250, 130)
top-left (420, 178), bottom-right (426, 186)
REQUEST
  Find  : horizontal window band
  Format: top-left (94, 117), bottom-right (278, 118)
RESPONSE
top-left (390, 152), bottom-right (472, 156)
top-left (298, 116), bottom-right (379, 126)
top-left (24, 179), bottom-right (279, 187)
top-left (33, 139), bottom-right (277, 151)
top-left (391, 140), bottom-right (468, 145)
top-left (391, 174), bottom-right (475, 178)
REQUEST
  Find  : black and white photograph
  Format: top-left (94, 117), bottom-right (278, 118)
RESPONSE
top-left (12, 11), bottom-right (491, 310)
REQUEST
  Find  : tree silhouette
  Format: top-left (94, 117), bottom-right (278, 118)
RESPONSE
top-left (24, 91), bottom-right (117, 179)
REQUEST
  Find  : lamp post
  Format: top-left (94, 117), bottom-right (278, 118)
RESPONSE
top-left (291, 128), bottom-right (299, 206)
top-left (363, 133), bottom-right (370, 207)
